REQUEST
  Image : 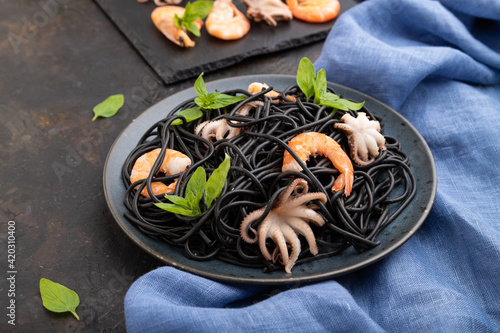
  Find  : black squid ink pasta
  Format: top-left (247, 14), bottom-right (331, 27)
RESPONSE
top-left (121, 84), bottom-right (416, 272)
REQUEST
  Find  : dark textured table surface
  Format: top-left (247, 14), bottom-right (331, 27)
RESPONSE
top-left (0, 1), bottom-right (329, 331)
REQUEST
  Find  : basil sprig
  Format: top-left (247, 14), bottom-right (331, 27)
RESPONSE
top-left (296, 57), bottom-right (364, 111)
top-left (92, 94), bottom-right (124, 121)
top-left (174, 1), bottom-right (214, 37)
top-left (40, 278), bottom-right (80, 320)
top-left (155, 153), bottom-right (231, 216)
top-left (172, 73), bottom-right (246, 126)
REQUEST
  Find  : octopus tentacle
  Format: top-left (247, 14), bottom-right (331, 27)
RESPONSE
top-left (363, 132), bottom-right (381, 158)
top-left (281, 223), bottom-right (301, 274)
top-left (275, 178), bottom-right (308, 206)
top-left (357, 136), bottom-right (371, 162)
top-left (285, 207), bottom-right (325, 226)
top-left (240, 207), bottom-right (266, 243)
top-left (268, 221), bottom-right (289, 264)
top-left (286, 192), bottom-right (327, 208)
top-left (287, 216), bottom-right (319, 255)
top-left (257, 217), bottom-right (275, 260)
top-left (195, 101), bottom-right (263, 142)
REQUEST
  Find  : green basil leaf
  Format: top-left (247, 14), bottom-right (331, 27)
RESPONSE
top-left (205, 153), bottom-right (231, 208)
top-left (320, 92), bottom-right (365, 111)
top-left (206, 92), bottom-right (221, 104)
top-left (320, 93), bottom-right (350, 111)
top-left (174, 13), bottom-right (182, 30)
top-left (194, 96), bottom-right (207, 108)
top-left (92, 94), bottom-right (124, 121)
top-left (312, 80), bottom-right (321, 105)
top-left (296, 57), bottom-right (316, 101)
top-left (324, 92), bottom-right (340, 100)
top-left (184, 20), bottom-right (200, 37)
top-left (171, 107), bottom-right (203, 125)
top-left (40, 278), bottom-right (80, 320)
top-left (194, 73), bottom-right (208, 99)
top-left (183, 1), bottom-right (195, 20)
top-left (154, 203), bottom-right (198, 216)
top-left (315, 69), bottom-right (327, 100)
top-left (343, 100), bottom-right (365, 110)
top-left (184, 1), bottom-right (214, 21)
top-left (185, 167), bottom-right (206, 212)
top-left (192, 72), bottom-right (246, 110)
top-left (164, 195), bottom-right (191, 208)
top-left (206, 94), bottom-right (246, 109)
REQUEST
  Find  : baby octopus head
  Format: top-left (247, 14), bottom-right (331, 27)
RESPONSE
top-left (334, 112), bottom-right (387, 166)
top-left (239, 178), bottom-right (327, 273)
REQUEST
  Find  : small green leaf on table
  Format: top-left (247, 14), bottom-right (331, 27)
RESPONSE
top-left (40, 278), bottom-right (80, 320)
top-left (92, 94), bottom-right (124, 121)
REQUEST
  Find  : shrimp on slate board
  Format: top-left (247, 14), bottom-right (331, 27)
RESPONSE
top-left (151, 6), bottom-right (204, 47)
top-left (206, 0), bottom-right (250, 40)
top-left (286, 0), bottom-right (340, 23)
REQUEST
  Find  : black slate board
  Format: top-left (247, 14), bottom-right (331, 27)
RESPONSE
top-left (94, 0), bottom-right (359, 84)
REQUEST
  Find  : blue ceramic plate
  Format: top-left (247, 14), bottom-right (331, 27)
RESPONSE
top-left (103, 75), bottom-right (437, 284)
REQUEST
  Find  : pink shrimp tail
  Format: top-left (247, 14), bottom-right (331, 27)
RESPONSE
top-left (332, 169), bottom-right (353, 196)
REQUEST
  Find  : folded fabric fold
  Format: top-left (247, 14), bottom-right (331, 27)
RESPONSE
top-left (125, 0), bottom-right (500, 331)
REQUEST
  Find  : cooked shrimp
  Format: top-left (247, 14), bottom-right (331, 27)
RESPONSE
top-left (282, 132), bottom-right (354, 196)
top-left (248, 82), bottom-right (280, 98)
top-left (206, 0), bottom-right (250, 40)
top-left (286, 0), bottom-right (340, 23)
top-left (130, 148), bottom-right (191, 198)
top-left (151, 6), bottom-right (204, 47)
top-left (248, 82), bottom-right (297, 102)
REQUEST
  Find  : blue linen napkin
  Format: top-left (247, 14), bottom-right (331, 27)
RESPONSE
top-left (124, 0), bottom-right (500, 331)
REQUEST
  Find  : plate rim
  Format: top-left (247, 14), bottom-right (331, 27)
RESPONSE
top-left (103, 74), bottom-right (437, 284)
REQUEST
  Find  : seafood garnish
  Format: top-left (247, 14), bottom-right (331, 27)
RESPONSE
top-left (240, 178), bottom-right (327, 273)
top-left (242, 0), bottom-right (293, 26)
top-left (282, 132), bottom-right (354, 196)
top-left (195, 101), bottom-right (263, 141)
top-left (206, 0), bottom-right (250, 40)
top-left (130, 148), bottom-right (191, 198)
top-left (334, 112), bottom-right (387, 166)
top-left (248, 82), bottom-right (280, 98)
top-left (286, 0), bottom-right (340, 23)
top-left (151, 6), bottom-right (204, 47)
top-left (248, 82), bottom-right (297, 101)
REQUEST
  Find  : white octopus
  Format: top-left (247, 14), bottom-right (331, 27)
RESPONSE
top-left (240, 178), bottom-right (327, 273)
top-left (334, 112), bottom-right (387, 166)
top-left (195, 101), bottom-right (263, 142)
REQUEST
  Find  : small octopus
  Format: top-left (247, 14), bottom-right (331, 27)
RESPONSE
top-left (334, 112), bottom-right (387, 166)
top-left (240, 178), bottom-right (327, 273)
top-left (195, 101), bottom-right (263, 142)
